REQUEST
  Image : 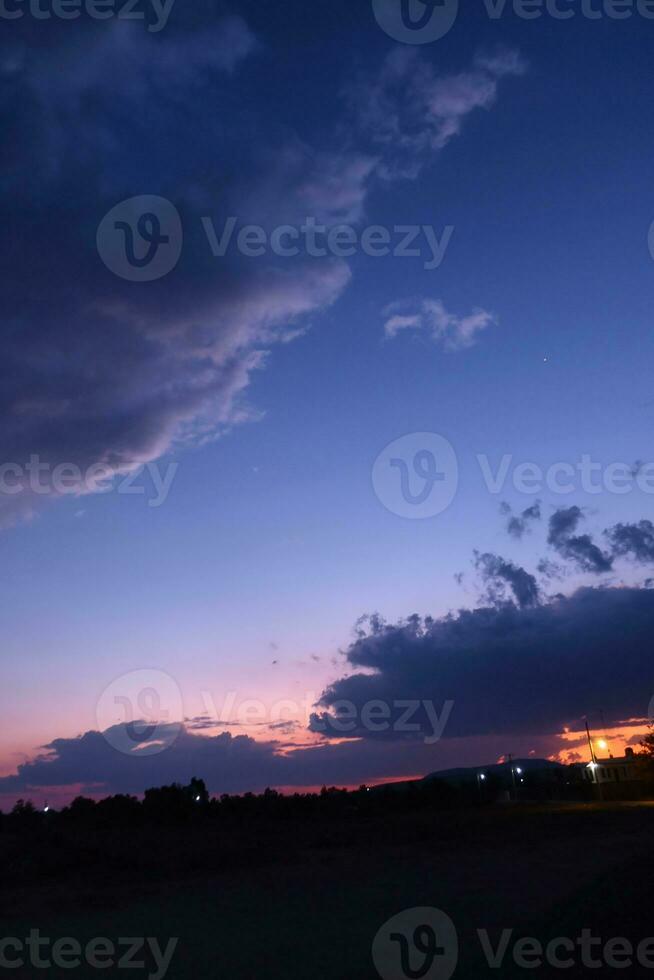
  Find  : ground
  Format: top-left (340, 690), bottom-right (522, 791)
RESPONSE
top-left (2, 801), bottom-right (653, 978)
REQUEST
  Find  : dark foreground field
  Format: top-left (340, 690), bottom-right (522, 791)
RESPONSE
top-left (2, 801), bottom-right (653, 978)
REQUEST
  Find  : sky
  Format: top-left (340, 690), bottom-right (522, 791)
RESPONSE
top-left (2, 0), bottom-right (654, 807)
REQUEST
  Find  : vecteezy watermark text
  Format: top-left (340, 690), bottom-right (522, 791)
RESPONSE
top-left (478, 929), bottom-right (654, 971)
top-left (96, 672), bottom-right (454, 757)
top-left (373, 0), bottom-right (654, 45)
top-left (477, 453), bottom-right (654, 496)
top-left (0, 456), bottom-right (178, 508)
top-left (202, 217), bottom-right (453, 271)
top-left (0, 932), bottom-right (178, 978)
top-left (0, 0), bottom-right (175, 30)
top-left (200, 689), bottom-right (453, 745)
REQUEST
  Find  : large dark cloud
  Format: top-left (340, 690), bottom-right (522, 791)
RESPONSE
top-left (547, 506), bottom-right (613, 574)
top-left (0, 727), bottom-right (283, 797)
top-left (0, 8), bottom-right (352, 526)
top-left (311, 586), bottom-right (654, 742)
top-left (0, 16), bottom-right (523, 527)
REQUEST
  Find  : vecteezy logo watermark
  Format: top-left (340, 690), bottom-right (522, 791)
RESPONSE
top-left (648, 220), bottom-right (654, 264)
top-left (372, 907), bottom-right (459, 980)
top-left (96, 669), bottom-right (183, 756)
top-left (0, 0), bottom-right (176, 31)
top-left (97, 196), bottom-right (182, 282)
top-left (0, 932), bottom-right (178, 977)
top-left (372, 433), bottom-right (458, 519)
top-left (372, 0), bottom-right (459, 43)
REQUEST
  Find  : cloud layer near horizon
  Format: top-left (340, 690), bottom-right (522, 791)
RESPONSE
top-left (2, 580), bottom-right (652, 802)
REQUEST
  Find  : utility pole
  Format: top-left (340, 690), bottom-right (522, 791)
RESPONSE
top-left (585, 721), bottom-right (596, 764)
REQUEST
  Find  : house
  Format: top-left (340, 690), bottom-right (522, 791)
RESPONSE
top-left (572, 747), bottom-right (653, 799)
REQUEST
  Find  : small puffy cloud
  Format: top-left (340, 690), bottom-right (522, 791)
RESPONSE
top-left (383, 299), bottom-right (496, 351)
top-left (547, 507), bottom-right (613, 574)
top-left (606, 520), bottom-right (654, 564)
top-left (501, 501), bottom-right (541, 540)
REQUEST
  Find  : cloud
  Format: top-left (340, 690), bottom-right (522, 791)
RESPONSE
top-left (0, 22), bottom-right (523, 530)
top-left (474, 551), bottom-right (540, 609)
top-left (311, 585), bottom-right (654, 742)
top-left (353, 47), bottom-right (526, 179)
top-left (0, 727), bottom-right (283, 797)
top-left (501, 501), bottom-right (541, 539)
top-left (383, 299), bottom-right (496, 351)
top-left (547, 507), bottom-right (613, 574)
top-left (536, 558), bottom-right (565, 582)
top-left (0, 722), bottom-right (576, 803)
top-left (606, 520), bottom-right (654, 564)
top-left (0, 11), bottom-right (353, 529)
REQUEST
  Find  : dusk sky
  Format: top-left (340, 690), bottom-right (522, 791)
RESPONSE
top-left (2, 0), bottom-right (654, 806)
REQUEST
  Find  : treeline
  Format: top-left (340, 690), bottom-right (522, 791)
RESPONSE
top-left (2, 775), bottom-right (485, 832)
top-left (0, 765), bottom-right (594, 833)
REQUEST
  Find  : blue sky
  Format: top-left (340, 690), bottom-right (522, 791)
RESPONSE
top-left (2, 0), bottom-right (654, 801)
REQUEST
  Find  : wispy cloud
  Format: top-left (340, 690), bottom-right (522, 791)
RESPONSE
top-left (352, 47), bottom-right (527, 179)
top-left (383, 299), bottom-right (496, 351)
